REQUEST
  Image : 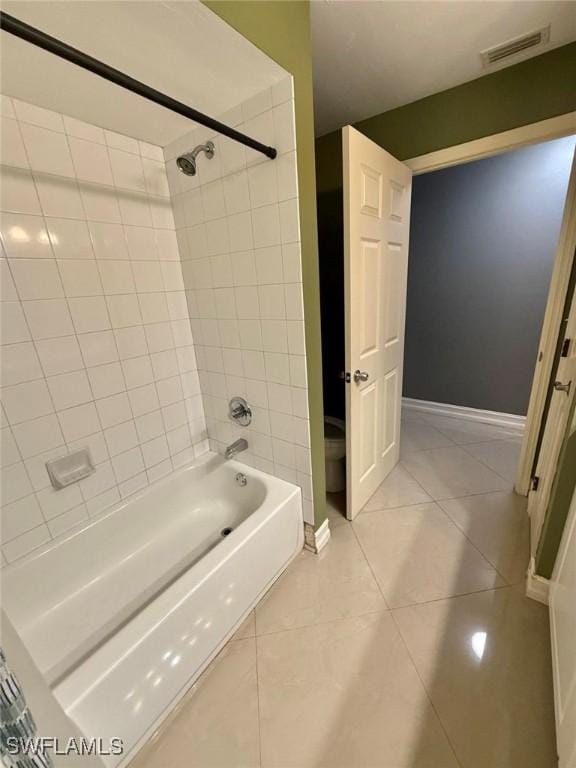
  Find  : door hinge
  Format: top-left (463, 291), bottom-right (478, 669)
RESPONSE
top-left (340, 371), bottom-right (351, 383)
top-left (561, 337), bottom-right (571, 357)
top-left (531, 475), bottom-right (540, 491)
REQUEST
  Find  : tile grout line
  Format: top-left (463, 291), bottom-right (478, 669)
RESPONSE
top-left (366, 444), bottom-right (515, 587)
top-left (348, 517), bottom-right (464, 768)
top-left (430, 500), bottom-right (512, 585)
top-left (395, 449), bottom-right (438, 497)
top-left (251, 597), bottom-right (265, 768)
top-left (458, 439), bottom-right (521, 485)
top-left (359, 498), bottom-right (434, 517)
top-left (401, 434), bottom-right (514, 457)
top-left (370, 494), bottom-right (508, 589)
top-left (417, 411), bottom-right (523, 444)
top-left (389, 605), bottom-right (465, 768)
top-left (398, 455), bottom-right (512, 504)
top-left (402, 417), bottom-right (459, 451)
top-left (435, 496), bottom-right (521, 586)
top-left (428, 431), bottom-right (519, 448)
top-left (354, 445), bottom-right (467, 767)
top-left (349, 468), bottom-right (523, 735)
top-left (350, 501), bottom-right (515, 607)
top-left (348, 519), bottom-right (391, 606)
top-left (253, 626), bottom-right (264, 768)
top-left (393, 581), bottom-right (514, 610)
top-left (251, 606), bottom-right (391, 640)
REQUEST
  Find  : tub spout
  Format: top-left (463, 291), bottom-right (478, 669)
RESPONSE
top-left (225, 438), bottom-right (248, 459)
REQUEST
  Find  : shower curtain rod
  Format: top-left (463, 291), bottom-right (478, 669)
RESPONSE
top-left (0, 11), bottom-right (278, 160)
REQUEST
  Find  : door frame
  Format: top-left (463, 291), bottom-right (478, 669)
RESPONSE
top-left (404, 111), bottom-right (576, 498)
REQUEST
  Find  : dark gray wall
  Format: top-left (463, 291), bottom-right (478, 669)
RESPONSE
top-left (404, 135), bottom-right (576, 415)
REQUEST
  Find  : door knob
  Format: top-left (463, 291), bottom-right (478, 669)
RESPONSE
top-left (353, 369), bottom-right (369, 383)
top-left (554, 380), bottom-right (571, 395)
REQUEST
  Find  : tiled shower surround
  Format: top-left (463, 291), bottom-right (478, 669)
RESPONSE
top-left (0, 78), bottom-right (313, 563)
top-left (164, 77), bottom-right (314, 524)
top-left (0, 95), bottom-right (207, 563)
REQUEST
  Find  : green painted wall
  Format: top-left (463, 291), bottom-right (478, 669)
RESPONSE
top-left (204, 1), bottom-right (326, 527)
top-left (316, 41), bottom-right (576, 182)
top-left (315, 41), bottom-right (576, 563)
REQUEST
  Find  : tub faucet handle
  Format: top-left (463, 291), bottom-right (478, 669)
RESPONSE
top-left (229, 396), bottom-right (252, 426)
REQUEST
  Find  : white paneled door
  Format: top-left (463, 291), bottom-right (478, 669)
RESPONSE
top-left (343, 126), bottom-right (412, 519)
top-left (550, 483), bottom-right (576, 768)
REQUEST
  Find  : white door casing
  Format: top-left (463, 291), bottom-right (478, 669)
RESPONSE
top-left (343, 126), bottom-right (412, 519)
top-left (528, 287), bottom-right (576, 559)
top-left (550, 481), bottom-right (576, 768)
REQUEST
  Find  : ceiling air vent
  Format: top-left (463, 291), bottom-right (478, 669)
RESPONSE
top-left (480, 25), bottom-right (550, 68)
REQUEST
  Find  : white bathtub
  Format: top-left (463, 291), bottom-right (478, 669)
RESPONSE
top-left (2, 453), bottom-right (303, 766)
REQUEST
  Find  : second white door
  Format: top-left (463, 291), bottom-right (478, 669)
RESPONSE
top-left (528, 280), bottom-right (576, 559)
top-left (550, 479), bottom-right (576, 767)
top-left (343, 126), bottom-right (413, 519)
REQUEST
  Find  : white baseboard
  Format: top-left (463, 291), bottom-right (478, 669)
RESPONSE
top-left (526, 558), bottom-right (550, 605)
top-left (304, 519), bottom-right (331, 554)
top-left (402, 397), bottom-right (526, 435)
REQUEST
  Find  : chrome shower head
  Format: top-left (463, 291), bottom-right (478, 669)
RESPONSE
top-left (176, 154), bottom-right (196, 176)
top-left (176, 141), bottom-right (215, 176)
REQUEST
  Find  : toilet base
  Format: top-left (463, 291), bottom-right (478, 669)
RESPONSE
top-left (325, 457), bottom-right (346, 493)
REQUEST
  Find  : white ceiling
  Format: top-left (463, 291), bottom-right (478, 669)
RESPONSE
top-left (312, 0), bottom-right (576, 136)
top-left (0, 1), bottom-right (286, 147)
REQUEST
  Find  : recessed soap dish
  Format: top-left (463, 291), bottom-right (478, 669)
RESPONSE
top-left (46, 448), bottom-right (95, 489)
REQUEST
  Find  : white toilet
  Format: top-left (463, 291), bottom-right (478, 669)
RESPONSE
top-left (324, 416), bottom-right (346, 492)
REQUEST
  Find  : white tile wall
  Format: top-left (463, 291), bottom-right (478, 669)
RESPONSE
top-left (0, 96), bottom-right (208, 563)
top-left (164, 77), bottom-right (314, 524)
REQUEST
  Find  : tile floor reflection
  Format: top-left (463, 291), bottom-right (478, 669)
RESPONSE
top-left (131, 413), bottom-right (556, 768)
